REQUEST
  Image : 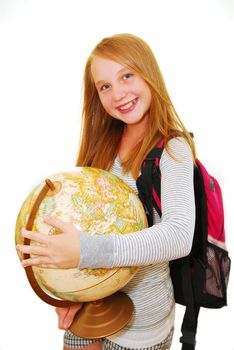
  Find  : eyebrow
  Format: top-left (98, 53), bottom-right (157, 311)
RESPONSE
top-left (95, 67), bottom-right (129, 86)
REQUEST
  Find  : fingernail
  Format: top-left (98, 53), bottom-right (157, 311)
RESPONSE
top-left (21, 229), bottom-right (26, 236)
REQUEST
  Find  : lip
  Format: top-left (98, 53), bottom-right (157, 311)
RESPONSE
top-left (115, 98), bottom-right (138, 114)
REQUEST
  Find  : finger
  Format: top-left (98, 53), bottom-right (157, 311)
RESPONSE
top-left (21, 229), bottom-right (49, 244)
top-left (55, 307), bottom-right (70, 329)
top-left (55, 307), bottom-right (69, 317)
top-left (63, 304), bottom-right (83, 329)
top-left (16, 244), bottom-right (48, 256)
top-left (21, 256), bottom-right (53, 268)
top-left (43, 216), bottom-right (71, 232)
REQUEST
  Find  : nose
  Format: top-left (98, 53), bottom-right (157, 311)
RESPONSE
top-left (112, 84), bottom-right (127, 102)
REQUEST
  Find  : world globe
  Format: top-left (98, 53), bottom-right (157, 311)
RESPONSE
top-left (15, 167), bottom-right (148, 303)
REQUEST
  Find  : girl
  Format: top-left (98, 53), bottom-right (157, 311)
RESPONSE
top-left (18, 33), bottom-right (196, 350)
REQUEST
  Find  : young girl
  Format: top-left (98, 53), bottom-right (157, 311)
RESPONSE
top-left (18, 33), bottom-right (196, 350)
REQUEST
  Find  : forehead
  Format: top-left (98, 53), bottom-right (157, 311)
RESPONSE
top-left (91, 56), bottom-right (127, 84)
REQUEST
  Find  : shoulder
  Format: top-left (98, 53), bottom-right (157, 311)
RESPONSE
top-left (160, 137), bottom-right (194, 171)
top-left (164, 137), bottom-right (193, 160)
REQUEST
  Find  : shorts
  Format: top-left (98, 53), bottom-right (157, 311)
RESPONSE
top-left (63, 327), bottom-right (174, 349)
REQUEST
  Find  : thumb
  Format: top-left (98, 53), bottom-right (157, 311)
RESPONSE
top-left (55, 307), bottom-right (69, 329)
top-left (63, 304), bottom-right (83, 329)
top-left (43, 216), bottom-right (71, 233)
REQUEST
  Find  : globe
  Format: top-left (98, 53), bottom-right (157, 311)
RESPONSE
top-left (15, 167), bottom-right (148, 303)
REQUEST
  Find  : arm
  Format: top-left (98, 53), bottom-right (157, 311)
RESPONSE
top-left (79, 138), bottom-right (195, 268)
top-left (18, 138), bottom-right (195, 270)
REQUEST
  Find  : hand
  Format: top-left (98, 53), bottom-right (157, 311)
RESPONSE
top-left (55, 303), bottom-right (83, 330)
top-left (16, 216), bottom-right (81, 269)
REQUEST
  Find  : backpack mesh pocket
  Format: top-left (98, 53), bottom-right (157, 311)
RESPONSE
top-left (203, 242), bottom-right (231, 306)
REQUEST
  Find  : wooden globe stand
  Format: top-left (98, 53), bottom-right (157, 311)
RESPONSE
top-left (23, 178), bottom-right (134, 339)
top-left (69, 292), bottom-right (134, 338)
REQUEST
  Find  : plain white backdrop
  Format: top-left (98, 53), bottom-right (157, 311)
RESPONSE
top-left (0, 0), bottom-right (234, 349)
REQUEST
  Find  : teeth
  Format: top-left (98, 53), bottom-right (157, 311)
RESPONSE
top-left (120, 101), bottom-right (133, 110)
top-left (118, 98), bottom-right (137, 111)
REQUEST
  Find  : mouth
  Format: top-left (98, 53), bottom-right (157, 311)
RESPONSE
top-left (116, 98), bottom-right (138, 113)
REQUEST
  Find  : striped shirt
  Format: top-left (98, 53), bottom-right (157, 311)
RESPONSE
top-left (78, 137), bottom-right (195, 347)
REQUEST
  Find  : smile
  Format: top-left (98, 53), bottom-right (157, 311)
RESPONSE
top-left (116, 98), bottom-right (138, 113)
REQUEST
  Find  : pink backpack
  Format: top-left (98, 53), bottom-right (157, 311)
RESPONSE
top-left (136, 138), bottom-right (231, 350)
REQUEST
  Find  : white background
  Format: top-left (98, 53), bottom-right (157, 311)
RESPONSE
top-left (0, 0), bottom-right (234, 349)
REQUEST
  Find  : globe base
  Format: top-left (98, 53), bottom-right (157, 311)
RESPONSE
top-left (69, 292), bottom-right (134, 339)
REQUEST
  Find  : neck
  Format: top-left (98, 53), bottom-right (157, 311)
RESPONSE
top-left (123, 115), bottom-right (148, 141)
top-left (118, 117), bottom-right (148, 161)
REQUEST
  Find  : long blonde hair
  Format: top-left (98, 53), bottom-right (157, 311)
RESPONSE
top-left (76, 33), bottom-right (195, 179)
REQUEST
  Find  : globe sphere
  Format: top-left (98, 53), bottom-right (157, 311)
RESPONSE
top-left (15, 167), bottom-right (147, 302)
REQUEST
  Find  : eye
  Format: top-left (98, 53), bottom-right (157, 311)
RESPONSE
top-left (100, 84), bottom-right (110, 92)
top-left (123, 73), bottom-right (133, 80)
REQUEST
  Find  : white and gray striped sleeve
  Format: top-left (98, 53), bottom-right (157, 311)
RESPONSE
top-left (78, 137), bottom-right (195, 269)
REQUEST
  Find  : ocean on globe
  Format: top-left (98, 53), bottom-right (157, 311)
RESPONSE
top-left (15, 167), bottom-right (148, 302)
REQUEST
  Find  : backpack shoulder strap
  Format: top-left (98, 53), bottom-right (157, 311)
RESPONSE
top-left (136, 139), bottom-right (165, 226)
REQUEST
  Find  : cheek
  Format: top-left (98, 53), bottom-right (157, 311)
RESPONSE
top-left (146, 90), bottom-right (152, 106)
top-left (143, 85), bottom-right (152, 105)
top-left (133, 80), bottom-right (150, 100)
top-left (99, 95), bottom-right (112, 112)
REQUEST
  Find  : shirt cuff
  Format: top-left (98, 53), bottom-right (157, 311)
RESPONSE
top-left (78, 231), bottom-right (115, 269)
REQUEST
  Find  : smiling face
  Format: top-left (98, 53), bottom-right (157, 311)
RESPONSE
top-left (91, 56), bottom-right (152, 128)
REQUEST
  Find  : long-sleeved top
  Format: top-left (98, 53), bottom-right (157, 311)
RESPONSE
top-left (78, 137), bottom-right (195, 347)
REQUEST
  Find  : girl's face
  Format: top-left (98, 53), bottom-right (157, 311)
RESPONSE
top-left (91, 56), bottom-right (152, 127)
